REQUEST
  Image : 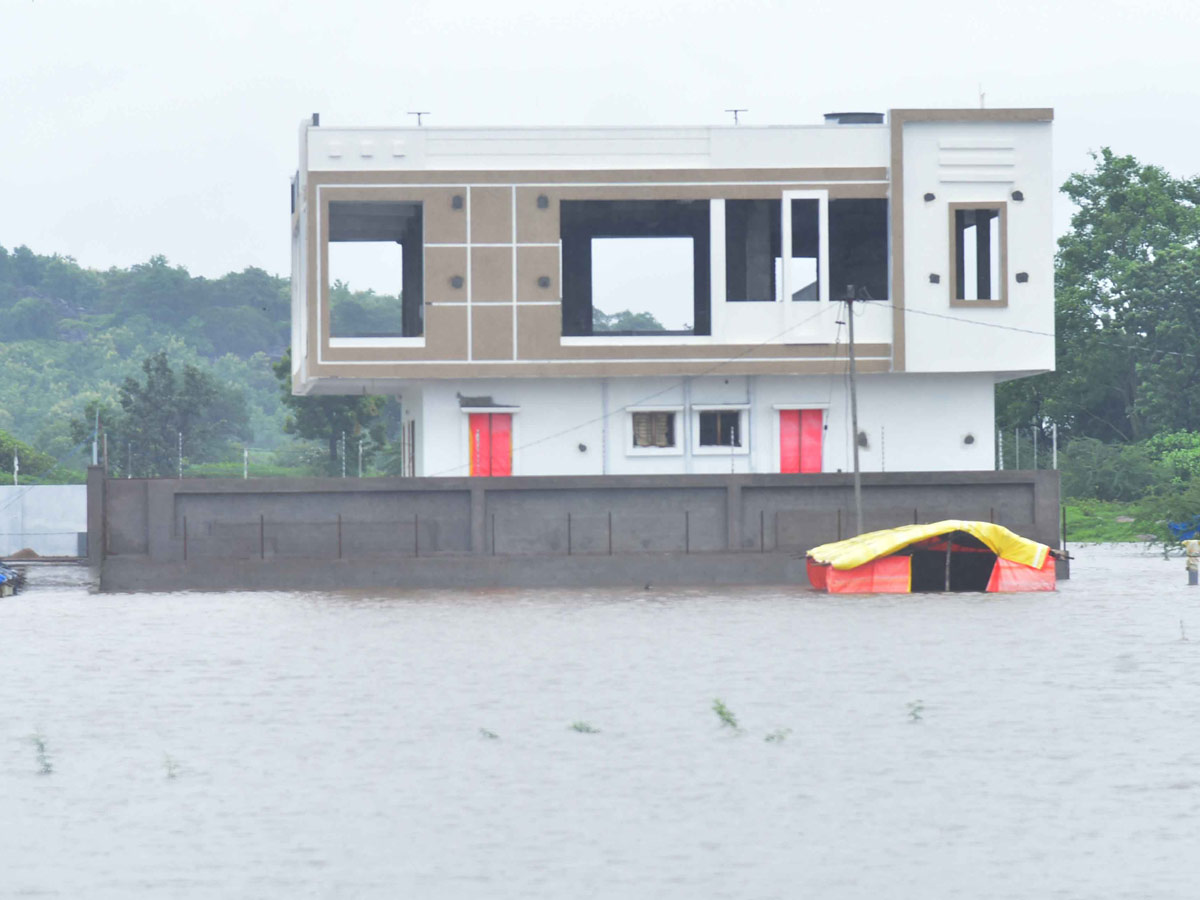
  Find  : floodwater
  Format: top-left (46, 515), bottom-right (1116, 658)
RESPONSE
top-left (2, 545), bottom-right (1199, 899)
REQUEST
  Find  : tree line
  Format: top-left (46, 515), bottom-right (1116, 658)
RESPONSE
top-left (4, 148), bottom-right (1200, 489)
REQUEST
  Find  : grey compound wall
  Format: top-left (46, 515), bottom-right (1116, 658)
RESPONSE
top-left (88, 467), bottom-right (1061, 592)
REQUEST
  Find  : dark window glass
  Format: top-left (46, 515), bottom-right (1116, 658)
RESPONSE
top-left (699, 411), bottom-right (741, 446)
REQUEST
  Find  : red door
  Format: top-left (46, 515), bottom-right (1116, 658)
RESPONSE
top-left (468, 413), bottom-right (512, 476)
top-left (780, 409), bottom-right (823, 473)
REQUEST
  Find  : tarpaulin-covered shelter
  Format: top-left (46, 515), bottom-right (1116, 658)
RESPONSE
top-left (806, 520), bottom-right (1057, 593)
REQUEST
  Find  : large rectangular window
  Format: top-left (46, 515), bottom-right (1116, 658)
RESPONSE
top-left (950, 203), bottom-right (1006, 304)
top-left (829, 198), bottom-right (888, 301)
top-left (561, 200), bottom-right (711, 336)
top-left (328, 201), bottom-right (424, 338)
top-left (725, 197), bottom-right (887, 303)
top-left (725, 199), bottom-right (780, 302)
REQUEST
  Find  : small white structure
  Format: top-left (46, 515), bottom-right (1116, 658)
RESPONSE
top-left (289, 109), bottom-right (1054, 476)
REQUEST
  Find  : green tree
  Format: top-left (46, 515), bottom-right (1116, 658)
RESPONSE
top-left (272, 347), bottom-right (384, 470)
top-left (70, 351), bottom-right (250, 477)
top-left (998, 149), bottom-right (1200, 442)
top-left (0, 430), bottom-right (57, 479)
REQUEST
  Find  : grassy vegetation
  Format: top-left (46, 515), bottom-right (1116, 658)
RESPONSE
top-left (1062, 500), bottom-right (1152, 543)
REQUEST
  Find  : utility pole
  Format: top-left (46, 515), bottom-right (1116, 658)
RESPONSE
top-left (845, 290), bottom-right (864, 536)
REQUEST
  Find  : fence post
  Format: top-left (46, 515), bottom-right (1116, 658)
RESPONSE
top-left (760, 509), bottom-right (765, 553)
top-left (567, 513), bottom-right (573, 556)
top-left (491, 513), bottom-right (496, 556)
top-left (684, 510), bottom-right (690, 555)
top-left (607, 511), bottom-right (613, 556)
top-left (337, 514), bottom-right (342, 560)
top-left (183, 515), bottom-right (188, 562)
top-left (414, 512), bottom-right (419, 557)
top-left (259, 514), bottom-right (264, 560)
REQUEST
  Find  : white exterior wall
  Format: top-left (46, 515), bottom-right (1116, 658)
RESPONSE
top-left (0, 485), bottom-right (87, 557)
top-left (408, 373), bottom-right (995, 477)
top-left (305, 124), bottom-right (889, 174)
top-left (901, 121), bottom-right (1055, 375)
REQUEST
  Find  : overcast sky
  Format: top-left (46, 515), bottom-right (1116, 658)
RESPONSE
top-left (3, 0), bottom-right (1197, 280)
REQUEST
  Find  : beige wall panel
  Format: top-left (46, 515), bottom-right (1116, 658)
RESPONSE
top-left (424, 246), bottom-right (469, 303)
top-left (515, 187), bottom-right (561, 243)
top-left (422, 189), bottom-right (469, 243)
top-left (312, 167), bottom-right (890, 186)
top-left (469, 187), bottom-right (513, 243)
top-left (308, 357), bottom-right (891, 380)
top-left (516, 305), bottom-right (562, 360)
top-left (546, 184), bottom-right (887, 201)
top-left (516, 246), bottom-right (561, 301)
top-left (472, 306), bottom-right (515, 361)
top-left (471, 247), bottom-right (514, 302)
top-left (423, 305), bottom-right (469, 360)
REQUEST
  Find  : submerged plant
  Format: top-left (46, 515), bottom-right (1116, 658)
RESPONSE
top-left (1182, 620), bottom-right (1190, 642)
top-left (163, 754), bottom-right (181, 779)
top-left (569, 721), bottom-right (600, 734)
top-left (479, 728), bottom-right (500, 740)
top-left (712, 698), bottom-right (739, 731)
top-left (908, 700), bottom-right (925, 723)
top-left (29, 733), bottom-right (52, 776)
top-left (764, 728), bottom-right (792, 743)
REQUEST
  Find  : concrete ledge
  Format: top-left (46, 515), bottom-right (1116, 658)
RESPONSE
top-left (101, 552), bottom-right (811, 593)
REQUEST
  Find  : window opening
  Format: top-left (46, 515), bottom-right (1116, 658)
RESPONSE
top-left (786, 199), bottom-right (820, 301)
top-left (725, 199), bottom-right (780, 302)
top-left (954, 207), bottom-right (1002, 301)
top-left (699, 410), bottom-right (741, 447)
top-left (328, 201), bottom-right (423, 338)
top-left (829, 199), bottom-right (888, 300)
top-left (631, 411), bottom-right (676, 448)
top-left (591, 238), bottom-right (694, 333)
top-left (561, 200), bottom-right (711, 336)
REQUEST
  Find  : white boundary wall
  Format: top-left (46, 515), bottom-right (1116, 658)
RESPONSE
top-left (0, 485), bottom-right (87, 557)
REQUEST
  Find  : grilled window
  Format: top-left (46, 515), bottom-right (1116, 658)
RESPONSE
top-left (631, 411), bottom-right (676, 448)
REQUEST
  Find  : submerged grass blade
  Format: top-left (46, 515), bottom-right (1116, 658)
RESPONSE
top-left (712, 698), bottom-right (739, 731)
top-left (569, 721), bottom-right (600, 734)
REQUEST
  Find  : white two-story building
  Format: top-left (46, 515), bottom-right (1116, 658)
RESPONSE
top-left (289, 108), bottom-right (1054, 477)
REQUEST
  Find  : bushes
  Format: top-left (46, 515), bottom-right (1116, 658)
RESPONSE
top-left (1059, 437), bottom-right (1163, 501)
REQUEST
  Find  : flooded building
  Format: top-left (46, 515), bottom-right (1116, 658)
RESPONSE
top-left (288, 109), bottom-right (1054, 477)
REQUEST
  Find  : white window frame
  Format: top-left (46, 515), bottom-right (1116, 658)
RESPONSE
top-left (692, 404), bottom-right (750, 456)
top-left (781, 190), bottom-right (830, 305)
top-left (625, 406), bottom-right (684, 456)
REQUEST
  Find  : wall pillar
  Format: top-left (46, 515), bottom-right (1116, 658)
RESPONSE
top-left (470, 485), bottom-right (486, 554)
top-left (726, 482), bottom-right (742, 551)
top-left (86, 465), bottom-right (105, 565)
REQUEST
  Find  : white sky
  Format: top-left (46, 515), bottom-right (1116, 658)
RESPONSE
top-left (3, 0), bottom-right (1198, 280)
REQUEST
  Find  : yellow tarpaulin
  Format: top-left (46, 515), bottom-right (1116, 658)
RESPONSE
top-left (807, 520), bottom-right (1050, 571)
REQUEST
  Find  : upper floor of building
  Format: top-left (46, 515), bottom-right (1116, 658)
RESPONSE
top-left (290, 108), bottom-right (1055, 395)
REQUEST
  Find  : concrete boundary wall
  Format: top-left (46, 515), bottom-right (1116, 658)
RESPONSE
top-left (88, 467), bottom-right (1060, 591)
top-left (1, 485), bottom-right (87, 557)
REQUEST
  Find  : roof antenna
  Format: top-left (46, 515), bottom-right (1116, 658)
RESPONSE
top-left (407, 111), bottom-right (431, 126)
top-left (978, 84), bottom-right (986, 109)
top-left (724, 108), bottom-right (747, 125)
